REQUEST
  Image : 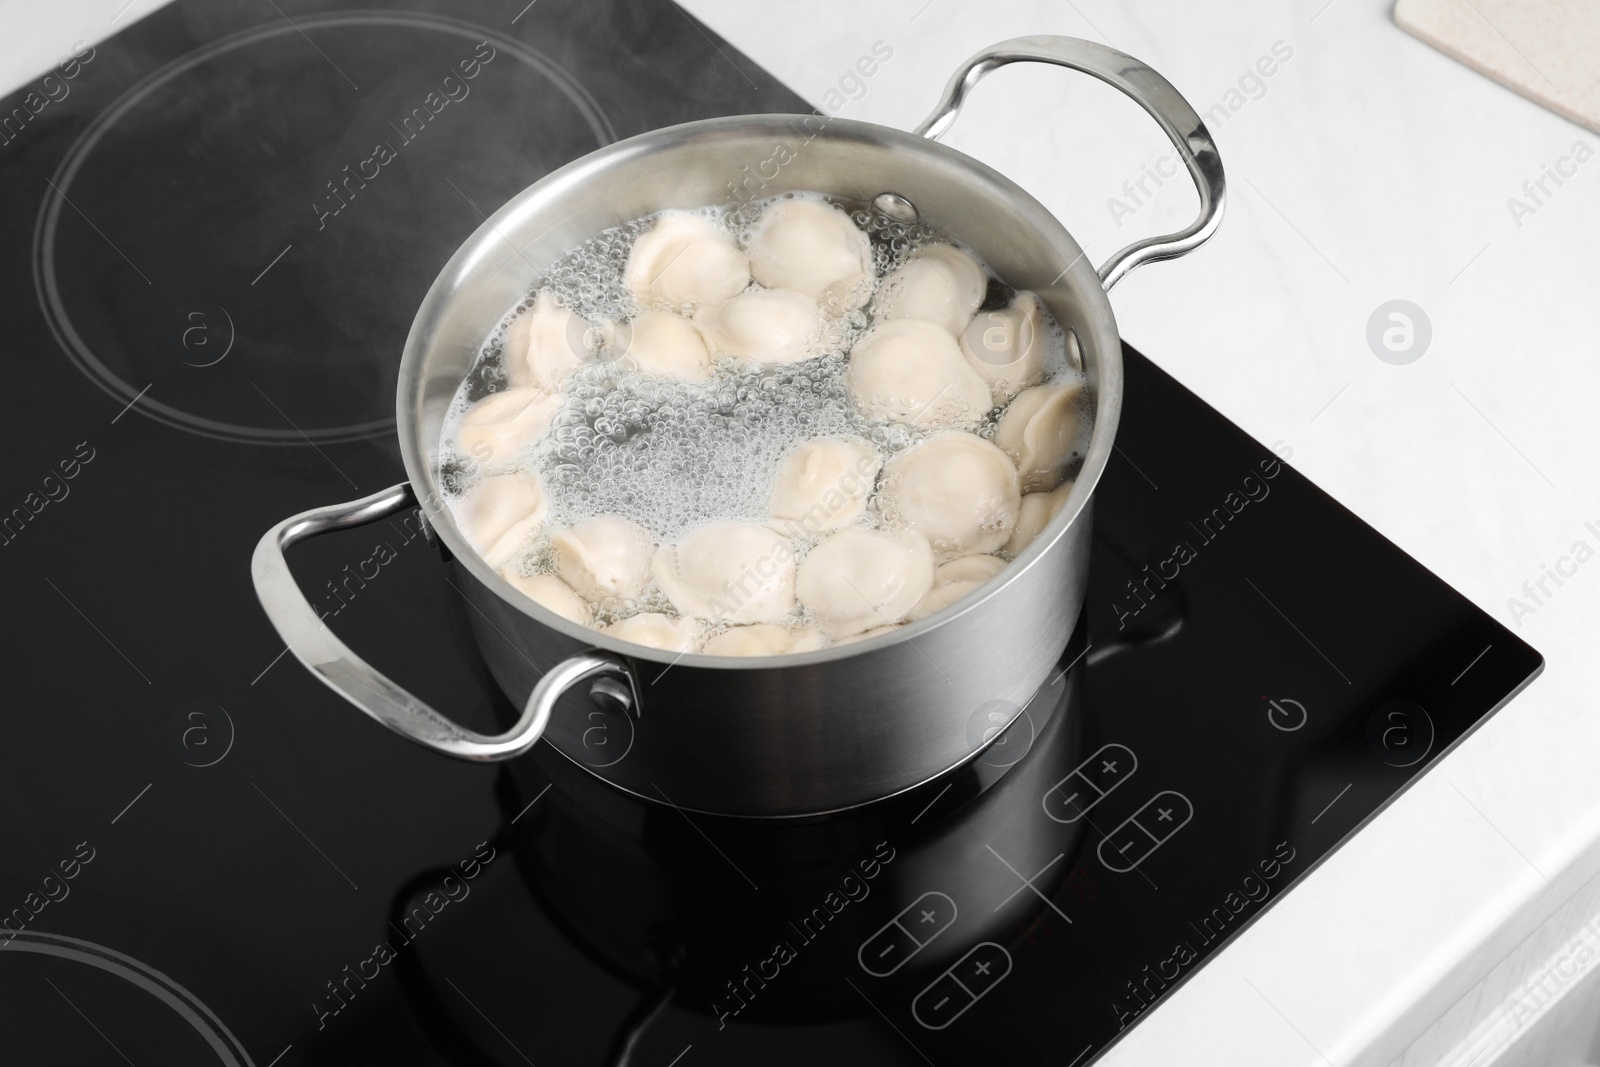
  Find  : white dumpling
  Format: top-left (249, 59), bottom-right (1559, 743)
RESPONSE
top-left (845, 320), bottom-right (992, 428)
top-left (906, 580), bottom-right (982, 622)
top-left (625, 212), bottom-right (750, 312)
top-left (796, 527), bottom-right (935, 638)
top-left (456, 388), bottom-right (562, 468)
top-left (455, 471), bottom-right (548, 568)
top-left (770, 438), bottom-right (881, 536)
top-left (603, 612), bottom-right (701, 653)
top-left (617, 311), bottom-right (714, 379)
top-left (745, 199), bottom-right (873, 310)
top-left (703, 623), bottom-right (828, 656)
top-left (993, 382), bottom-right (1085, 492)
top-left (504, 291), bottom-right (587, 392)
top-left (876, 432), bottom-right (1021, 559)
top-left (907, 554), bottom-right (1008, 622)
top-left (654, 521), bottom-right (797, 625)
top-left (872, 244), bottom-right (987, 335)
top-left (960, 291), bottom-right (1048, 402)
top-left (550, 516), bottom-right (655, 604)
top-left (1004, 481), bottom-right (1076, 556)
top-left (938, 554), bottom-right (1008, 584)
top-left (695, 288), bottom-right (823, 364)
top-left (500, 571), bottom-right (590, 625)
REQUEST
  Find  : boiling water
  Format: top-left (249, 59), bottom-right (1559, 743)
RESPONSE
top-left (438, 192), bottom-right (1090, 626)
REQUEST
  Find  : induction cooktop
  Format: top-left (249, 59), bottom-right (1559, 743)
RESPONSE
top-left (0, 1), bottom-right (1541, 1064)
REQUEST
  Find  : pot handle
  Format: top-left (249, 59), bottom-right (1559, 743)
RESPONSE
top-left (250, 482), bottom-right (634, 763)
top-left (915, 35), bottom-right (1225, 292)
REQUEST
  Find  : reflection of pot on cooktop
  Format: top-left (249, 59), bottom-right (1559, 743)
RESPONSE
top-left (387, 637), bottom-right (1094, 1057)
top-left (37, 11), bottom-right (612, 445)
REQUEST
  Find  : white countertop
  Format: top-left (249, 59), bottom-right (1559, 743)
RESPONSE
top-left (9, 1), bottom-right (1599, 1063)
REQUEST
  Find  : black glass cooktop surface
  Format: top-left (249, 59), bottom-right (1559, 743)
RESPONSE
top-left (0, 2), bottom-right (1541, 1065)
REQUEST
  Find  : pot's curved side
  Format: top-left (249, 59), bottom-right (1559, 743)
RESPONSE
top-left (463, 499), bottom-right (1091, 817)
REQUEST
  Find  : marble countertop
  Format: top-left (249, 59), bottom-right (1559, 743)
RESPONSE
top-left (7, 1), bottom-right (1598, 1063)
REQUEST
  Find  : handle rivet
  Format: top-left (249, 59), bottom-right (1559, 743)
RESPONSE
top-left (871, 192), bottom-right (919, 223)
top-left (589, 676), bottom-right (635, 718)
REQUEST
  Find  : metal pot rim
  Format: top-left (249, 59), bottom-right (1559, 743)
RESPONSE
top-left (396, 112), bottom-right (1121, 669)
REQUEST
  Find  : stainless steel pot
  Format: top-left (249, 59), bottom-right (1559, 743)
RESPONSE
top-left (251, 36), bottom-right (1223, 817)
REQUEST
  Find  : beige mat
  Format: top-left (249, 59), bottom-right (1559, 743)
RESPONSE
top-left (1394, 0), bottom-right (1599, 131)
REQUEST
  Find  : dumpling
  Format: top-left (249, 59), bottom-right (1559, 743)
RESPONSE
top-left (960, 291), bottom-right (1047, 402)
top-left (654, 521), bottom-right (797, 625)
top-left (938, 554), bottom-right (1008, 584)
top-left (625, 212), bottom-right (750, 312)
top-left (770, 438), bottom-right (881, 536)
top-left (1004, 481), bottom-right (1076, 556)
top-left (703, 623), bottom-right (828, 656)
top-left (745, 199), bottom-right (873, 310)
top-left (695, 288), bottom-right (823, 364)
top-left (876, 432), bottom-right (1021, 559)
top-left (907, 555), bottom-right (1008, 622)
top-left (993, 382), bottom-right (1085, 492)
top-left (906, 582), bottom-right (979, 622)
top-left (500, 570), bottom-right (591, 625)
top-left (796, 527), bottom-right (935, 638)
top-left (454, 471), bottom-right (548, 568)
top-left (872, 244), bottom-right (987, 335)
top-left (549, 516), bottom-right (655, 604)
top-left (845, 320), bottom-right (992, 428)
top-left (616, 311), bottom-right (714, 379)
top-left (456, 388), bottom-right (563, 468)
top-left (504, 291), bottom-right (587, 392)
top-left (603, 612), bottom-right (700, 653)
